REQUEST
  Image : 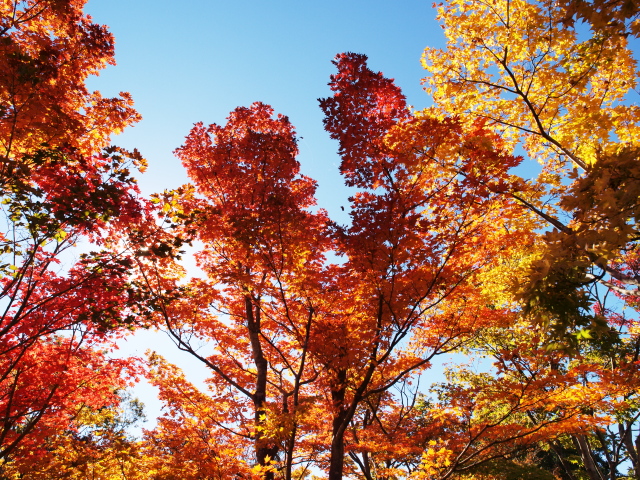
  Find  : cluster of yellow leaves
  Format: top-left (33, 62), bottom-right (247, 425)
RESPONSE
top-left (411, 442), bottom-right (456, 479)
top-left (423, 0), bottom-right (640, 350)
top-left (423, 0), bottom-right (639, 172)
top-left (0, 397), bottom-right (146, 480)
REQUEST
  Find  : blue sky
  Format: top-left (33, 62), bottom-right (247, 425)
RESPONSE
top-left (82, 0), bottom-right (453, 428)
top-left (84, 0), bottom-right (444, 222)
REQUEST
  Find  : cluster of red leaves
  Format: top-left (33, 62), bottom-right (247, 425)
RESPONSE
top-left (0, 0), bottom-right (148, 463)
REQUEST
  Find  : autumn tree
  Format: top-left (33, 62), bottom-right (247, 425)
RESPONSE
top-left (0, 0), bottom-right (148, 465)
top-left (420, 0), bottom-right (640, 476)
top-left (0, 392), bottom-right (146, 480)
top-left (131, 101), bottom-right (332, 480)
top-left (139, 354), bottom-right (262, 480)
top-left (132, 51), bottom-right (532, 480)
top-left (422, 0), bottom-right (640, 312)
top-left (313, 52), bottom-right (531, 480)
top-left (409, 312), bottom-right (640, 479)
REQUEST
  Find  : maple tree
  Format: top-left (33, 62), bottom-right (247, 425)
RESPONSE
top-left (134, 100), bottom-right (331, 480)
top-left (419, 0), bottom-right (640, 477)
top-left (422, 0), bottom-right (640, 311)
top-left (315, 52), bottom-right (528, 480)
top-left (409, 311), bottom-right (640, 479)
top-left (4, 0), bottom-right (639, 477)
top-left (130, 52), bottom-right (534, 480)
top-left (0, 392), bottom-right (146, 480)
top-left (0, 0), bottom-right (148, 467)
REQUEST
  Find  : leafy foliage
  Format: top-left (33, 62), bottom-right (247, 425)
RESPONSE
top-left (0, 0), bottom-right (147, 466)
top-left (4, 0), bottom-right (640, 479)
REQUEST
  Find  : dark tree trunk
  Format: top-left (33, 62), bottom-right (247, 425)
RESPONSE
top-left (328, 415), bottom-right (348, 480)
top-left (328, 369), bottom-right (348, 480)
top-left (573, 434), bottom-right (605, 480)
top-left (246, 295), bottom-right (277, 480)
top-left (549, 441), bottom-right (579, 480)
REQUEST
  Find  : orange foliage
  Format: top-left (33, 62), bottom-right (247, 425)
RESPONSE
top-left (0, 0), bottom-right (147, 462)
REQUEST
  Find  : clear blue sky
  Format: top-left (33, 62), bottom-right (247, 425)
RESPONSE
top-left (84, 0), bottom-right (444, 222)
top-left (82, 0), bottom-right (452, 428)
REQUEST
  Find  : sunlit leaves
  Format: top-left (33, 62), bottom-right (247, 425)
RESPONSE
top-left (0, 0), bottom-right (148, 462)
top-left (423, 0), bottom-right (639, 171)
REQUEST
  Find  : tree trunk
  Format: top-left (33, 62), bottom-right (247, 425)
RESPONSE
top-left (328, 370), bottom-right (348, 480)
top-left (349, 451), bottom-right (374, 480)
top-left (573, 434), bottom-right (605, 480)
top-left (620, 421), bottom-right (640, 480)
top-left (548, 441), bottom-right (579, 480)
top-left (246, 295), bottom-right (277, 480)
top-left (329, 438), bottom-right (345, 479)
top-left (284, 308), bottom-right (313, 480)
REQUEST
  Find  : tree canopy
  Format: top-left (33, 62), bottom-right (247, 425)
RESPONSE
top-left (1, 0), bottom-right (640, 479)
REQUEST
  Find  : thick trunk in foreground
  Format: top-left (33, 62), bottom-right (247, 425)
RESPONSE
top-left (328, 413), bottom-right (348, 480)
top-left (246, 295), bottom-right (277, 480)
top-left (328, 370), bottom-right (348, 480)
top-left (620, 421), bottom-right (640, 480)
